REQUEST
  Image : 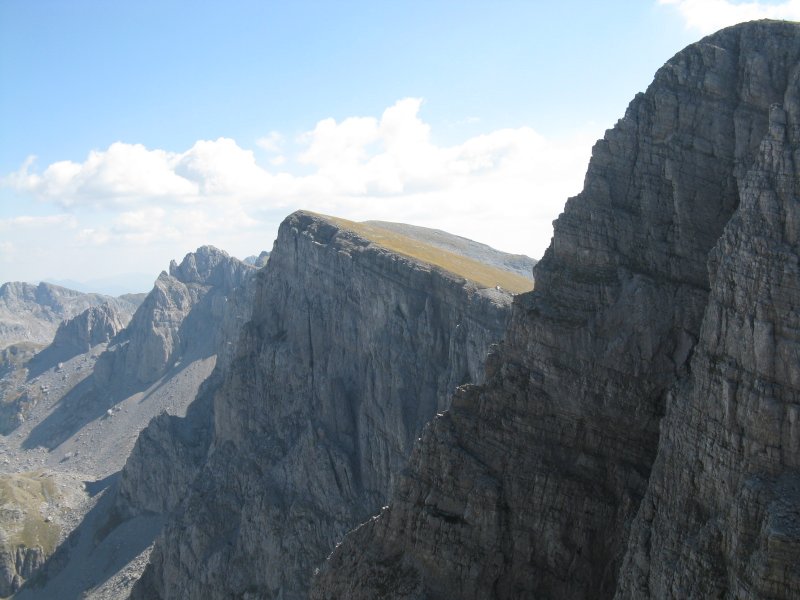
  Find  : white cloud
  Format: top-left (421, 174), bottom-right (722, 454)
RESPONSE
top-left (659, 0), bottom-right (800, 33)
top-left (1, 98), bottom-right (599, 285)
top-left (76, 227), bottom-right (112, 246)
top-left (5, 143), bottom-right (198, 206)
top-left (175, 138), bottom-right (273, 197)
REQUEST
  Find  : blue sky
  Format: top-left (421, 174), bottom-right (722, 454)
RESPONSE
top-left (1, 0), bottom-right (798, 293)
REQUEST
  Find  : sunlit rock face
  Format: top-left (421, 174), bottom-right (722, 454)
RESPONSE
top-left (312, 20), bottom-right (800, 600)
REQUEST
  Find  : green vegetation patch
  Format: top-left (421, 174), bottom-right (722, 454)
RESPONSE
top-left (325, 216), bottom-right (534, 294)
top-left (0, 472), bottom-right (61, 555)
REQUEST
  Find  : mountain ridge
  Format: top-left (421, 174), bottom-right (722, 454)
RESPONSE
top-left (127, 210), bottom-right (522, 599)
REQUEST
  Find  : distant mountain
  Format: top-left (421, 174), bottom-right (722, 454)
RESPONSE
top-left (242, 250), bottom-right (270, 267)
top-left (0, 282), bottom-right (139, 350)
top-left (0, 246), bottom-right (256, 598)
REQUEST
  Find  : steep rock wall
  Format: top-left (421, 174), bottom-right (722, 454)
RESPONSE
top-left (616, 74), bottom-right (800, 599)
top-left (93, 246), bottom-right (254, 388)
top-left (312, 20), bottom-right (800, 600)
top-left (131, 211), bottom-right (514, 599)
top-left (113, 246), bottom-right (259, 518)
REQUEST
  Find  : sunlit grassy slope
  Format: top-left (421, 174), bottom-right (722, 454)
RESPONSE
top-left (0, 471), bottom-right (61, 555)
top-left (325, 215), bottom-right (534, 294)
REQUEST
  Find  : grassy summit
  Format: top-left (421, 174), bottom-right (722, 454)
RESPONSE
top-left (325, 215), bottom-right (534, 294)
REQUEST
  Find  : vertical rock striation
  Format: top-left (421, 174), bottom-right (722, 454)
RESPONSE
top-left (616, 70), bottom-right (800, 600)
top-left (130, 211), bottom-right (514, 599)
top-left (312, 20), bottom-right (800, 600)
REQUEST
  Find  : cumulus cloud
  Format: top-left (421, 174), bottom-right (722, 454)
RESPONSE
top-left (2, 98), bottom-right (599, 285)
top-left (6, 143), bottom-right (198, 206)
top-left (659, 0), bottom-right (800, 34)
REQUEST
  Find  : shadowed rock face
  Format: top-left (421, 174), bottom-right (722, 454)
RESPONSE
top-left (311, 21), bottom-right (800, 600)
top-left (129, 211), bottom-right (516, 600)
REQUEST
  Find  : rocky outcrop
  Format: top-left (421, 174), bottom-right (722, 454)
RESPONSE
top-left (0, 282), bottom-right (134, 350)
top-left (129, 211), bottom-right (516, 599)
top-left (0, 250), bottom-right (257, 599)
top-left (0, 544), bottom-right (46, 597)
top-left (311, 21), bottom-right (800, 600)
top-left (93, 246), bottom-right (254, 389)
top-left (1, 303), bottom-right (134, 431)
top-left (51, 303), bottom-right (130, 354)
top-left (28, 303), bottom-right (131, 371)
top-left (113, 371), bottom-right (217, 521)
top-left (111, 249), bottom-right (258, 521)
top-left (615, 61), bottom-right (800, 600)
top-left (0, 471), bottom-right (86, 597)
top-left (243, 250), bottom-right (270, 267)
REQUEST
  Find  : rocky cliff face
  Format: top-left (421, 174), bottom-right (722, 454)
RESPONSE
top-left (129, 211), bottom-right (515, 599)
top-left (94, 245), bottom-right (254, 389)
top-left (51, 303), bottom-right (129, 354)
top-left (34, 303), bottom-right (131, 368)
top-left (0, 282), bottom-right (135, 350)
top-left (0, 302), bottom-right (134, 433)
top-left (110, 247), bottom-right (258, 520)
top-left (0, 247), bottom-right (257, 599)
top-left (312, 21), bottom-right (800, 600)
top-left (615, 43), bottom-right (800, 600)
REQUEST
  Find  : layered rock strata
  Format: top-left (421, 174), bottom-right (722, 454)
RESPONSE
top-left (130, 211), bottom-right (516, 599)
top-left (616, 63), bottom-right (800, 600)
top-left (312, 20), bottom-right (800, 600)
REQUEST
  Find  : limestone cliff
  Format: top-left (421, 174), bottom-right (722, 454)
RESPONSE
top-left (615, 53), bottom-right (800, 600)
top-left (129, 211), bottom-right (516, 599)
top-left (1, 247), bottom-right (256, 599)
top-left (31, 303), bottom-right (131, 371)
top-left (94, 245), bottom-right (254, 389)
top-left (0, 282), bottom-right (135, 350)
top-left (312, 21), bottom-right (800, 600)
top-left (0, 302), bottom-right (133, 433)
